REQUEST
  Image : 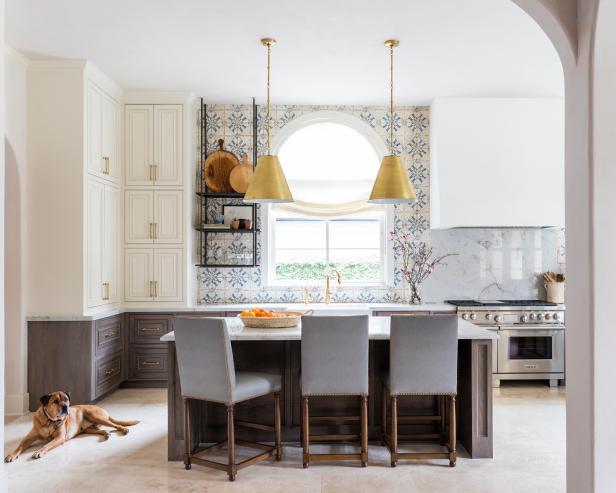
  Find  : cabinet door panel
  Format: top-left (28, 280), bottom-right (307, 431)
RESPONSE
top-left (154, 249), bottom-right (183, 301)
top-left (125, 191), bottom-right (154, 244)
top-left (154, 191), bottom-right (183, 243)
top-left (87, 83), bottom-right (103, 177)
top-left (125, 105), bottom-right (154, 186)
top-left (103, 185), bottom-right (120, 303)
top-left (102, 94), bottom-right (120, 182)
top-left (153, 105), bottom-right (182, 185)
top-left (124, 249), bottom-right (153, 301)
top-left (87, 179), bottom-right (105, 307)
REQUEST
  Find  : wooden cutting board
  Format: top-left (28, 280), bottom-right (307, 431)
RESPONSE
top-left (229, 153), bottom-right (254, 193)
top-left (203, 139), bottom-right (239, 192)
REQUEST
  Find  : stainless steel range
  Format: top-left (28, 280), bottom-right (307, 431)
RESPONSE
top-left (446, 300), bottom-right (565, 387)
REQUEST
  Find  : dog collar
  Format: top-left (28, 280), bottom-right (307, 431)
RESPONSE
top-left (43, 407), bottom-right (65, 428)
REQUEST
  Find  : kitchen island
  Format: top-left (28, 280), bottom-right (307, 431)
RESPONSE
top-left (162, 316), bottom-right (497, 460)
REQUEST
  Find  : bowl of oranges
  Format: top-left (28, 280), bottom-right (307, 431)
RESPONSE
top-left (238, 307), bottom-right (312, 328)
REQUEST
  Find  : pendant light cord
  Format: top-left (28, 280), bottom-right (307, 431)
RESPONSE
top-left (266, 41), bottom-right (272, 156)
top-left (389, 43), bottom-right (394, 156)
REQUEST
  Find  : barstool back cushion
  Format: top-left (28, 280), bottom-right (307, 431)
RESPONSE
top-left (301, 315), bottom-right (369, 396)
top-left (389, 315), bottom-right (458, 395)
top-left (174, 317), bottom-right (235, 403)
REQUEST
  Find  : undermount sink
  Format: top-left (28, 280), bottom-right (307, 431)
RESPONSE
top-left (285, 303), bottom-right (370, 317)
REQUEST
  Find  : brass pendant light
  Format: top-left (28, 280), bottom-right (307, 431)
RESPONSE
top-left (244, 38), bottom-right (294, 203)
top-left (368, 39), bottom-right (416, 204)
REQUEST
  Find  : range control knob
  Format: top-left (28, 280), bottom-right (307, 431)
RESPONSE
top-left (485, 313), bottom-right (493, 321)
top-left (537, 313), bottom-right (544, 321)
top-left (470, 313), bottom-right (477, 320)
top-left (529, 313), bottom-right (537, 320)
top-left (553, 313), bottom-right (560, 320)
top-left (494, 315), bottom-right (503, 323)
top-left (520, 315), bottom-right (528, 323)
top-left (462, 313), bottom-right (469, 320)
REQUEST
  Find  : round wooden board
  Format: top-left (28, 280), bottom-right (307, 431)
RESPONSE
top-left (203, 139), bottom-right (239, 192)
top-left (229, 153), bottom-right (254, 193)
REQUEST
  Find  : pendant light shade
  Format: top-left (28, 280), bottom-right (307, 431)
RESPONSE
top-left (244, 38), bottom-right (293, 204)
top-left (369, 39), bottom-right (416, 204)
top-left (244, 155), bottom-right (292, 203)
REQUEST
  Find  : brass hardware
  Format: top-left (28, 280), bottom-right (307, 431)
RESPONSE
top-left (368, 40), bottom-right (416, 204)
top-left (154, 280), bottom-right (158, 297)
top-left (149, 280), bottom-right (154, 298)
top-left (102, 282), bottom-right (110, 301)
top-left (142, 360), bottom-right (160, 366)
top-left (324, 270), bottom-right (342, 304)
top-left (154, 222), bottom-right (158, 240)
top-left (244, 39), bottom-right (293, 204)
top-left (141, 327), bottom-right (161, 332)
top-left (104, 367), bottom-right (119, 377)
top-left (153, 164), bottom-right (158, 181)
top-left (301, 287), bottom-right (314, 304)
top-left (149, 164), bottom-right (155, 181)
top-left (104, 330), bottom-right (118, 338)
top-left (102, 156), bottom-right (110, 174)
top-left (149, 223), bottom-right (154, 240)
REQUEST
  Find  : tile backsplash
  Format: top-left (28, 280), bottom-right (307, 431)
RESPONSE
top-left (196, 104), bottom-right (565, 304)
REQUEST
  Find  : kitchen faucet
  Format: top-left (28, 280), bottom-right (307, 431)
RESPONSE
top-left (325, 269), bottom-right (342, 304)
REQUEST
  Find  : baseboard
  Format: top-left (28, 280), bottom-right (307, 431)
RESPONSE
top-left (5, 393), bottom-right (30, 416)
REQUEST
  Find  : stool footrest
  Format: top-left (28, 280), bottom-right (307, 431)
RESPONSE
top-left (393, 452), bottom-right (451, 460)
top-left (386, 415), bottom-right (441, 423)
top-left (310, 415), bottom-right (360, 423)
top-left (308, 434), bottom-right (360, 442)
top-left (308, 453), bottom-right (364, 462)
top-left (235, 420), bottom-right (275, 432)
top-left (237, 448), bottom-right (276, 470)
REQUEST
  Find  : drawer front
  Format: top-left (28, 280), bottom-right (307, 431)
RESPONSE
top-left (95, 316), bottom-right (123, 357)
top-left (128, 345), bottom-right (168, 381)
top-left (95, 353), bottom-right (123, 396)
top-left (130, 314), bottom-right (172, 343)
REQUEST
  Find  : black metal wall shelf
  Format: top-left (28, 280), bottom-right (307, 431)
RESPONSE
top-left (196, 98), bottom-right (260, 268)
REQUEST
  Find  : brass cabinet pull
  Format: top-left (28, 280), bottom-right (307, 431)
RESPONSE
top-left (149, 164), bottom-right (156, 181)
top-left (141, 327), bottom-right (160, 332)
top-left (102, 156), bottom-right (110, 174)
top-left (104, 367), bottom-right (119, 377)
top-left (149, 280), bottom-right (154, 297)
top-left (154, 222), bottom-right (158, 240)
top-left (149, 223), bottom-right (154, 240)
top-left (153, 164), bottom-right (158, 181)
top-left (154, 280), bottom-right (158, 297)
top-left (142, 360), bottom-right (160, 366)
top-left (102, 282), bottom-right (110, 301)
top-left (104, 330), bottom-right (118, 339)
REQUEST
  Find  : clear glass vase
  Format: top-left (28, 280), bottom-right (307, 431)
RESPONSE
top-left (408, 282), bottom-right (422, 305)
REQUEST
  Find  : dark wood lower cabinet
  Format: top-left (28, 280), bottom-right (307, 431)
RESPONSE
top-left (167, 339), bottom-right (494, 460)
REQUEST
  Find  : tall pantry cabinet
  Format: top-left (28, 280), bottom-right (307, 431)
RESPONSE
top-left (124, 104), bottom-right (184, 303)
top-left (27, 61), bottom-right (123, 316)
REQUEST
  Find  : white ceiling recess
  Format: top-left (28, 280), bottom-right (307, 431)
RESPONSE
top-left (6, 0), bottom-right (563, 104)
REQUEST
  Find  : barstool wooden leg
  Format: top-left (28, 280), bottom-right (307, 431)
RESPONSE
top-left (390, 396), bottom-right (398, 467)
top-left (274, 392), bottom-right (282, 460)
top-left (440, 396), bottom-right (447, 445)
top-left (183, 398), bottom-right (191, 470)
top-left (449, 396), bottom-right (457, 467)
top-left (227, 405), bottom-right (236, 481)
top-left (380, 385), bottom-right (387, 446)
top-left (360, 396), bottom-right (368, 467)
top-left (302, 397), bottom-right (309, 468)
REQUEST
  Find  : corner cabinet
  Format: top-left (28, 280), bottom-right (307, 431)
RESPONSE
top-left (87, 81), bottom-right (121, 183)
top-left (125, 105), bottom-right (183, 186)
top-left (125, 190), bottom-right (183, 244)
top-left (125, 248), bottom-right (183, 302)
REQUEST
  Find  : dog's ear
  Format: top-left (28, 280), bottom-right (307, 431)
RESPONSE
top-left (39, 394), bottom-right (51, 407)
top-left (63, 391), bottom-right (71, 402)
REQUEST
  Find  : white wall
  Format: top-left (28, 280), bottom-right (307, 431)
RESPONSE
top-left (4, 47), bottom-right (28, 415)
top-left (592, 1), bottom-right (616, 490)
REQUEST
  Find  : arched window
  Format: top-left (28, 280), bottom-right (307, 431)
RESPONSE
top-left (265, 112), bottom-right (391, 286)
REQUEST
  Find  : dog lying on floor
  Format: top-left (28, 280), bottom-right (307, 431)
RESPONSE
top-left (4, 391), bottom-right (140, 462)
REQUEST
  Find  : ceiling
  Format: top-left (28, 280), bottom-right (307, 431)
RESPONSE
top-left (6, 0), bottom-right (564, 105)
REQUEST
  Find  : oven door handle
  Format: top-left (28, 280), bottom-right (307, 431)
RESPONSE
top-left (500, 325), bottom-right (564, 332)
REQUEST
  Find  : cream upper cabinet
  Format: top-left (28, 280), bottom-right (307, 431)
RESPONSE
top-left (154, 105), bottom-right (183, 185)
top-left (154, 249), bottom-right (183, 301)
top-left (125, 105), bottom-right (154, 185)
top-left (125, 190), bottom-right (183, 244)
top-left (125, 104), bottom-right (182, 186)
top-left (124, 248), bottom-right (154, 302)
top-left (86, 179), bottom-right (105, 307)
top-left (124, 248), bottom-right (182, 302)
top-left (103, 185), bottom-right (121, 303)
top-left (87, 81), bottom-right (120, 183)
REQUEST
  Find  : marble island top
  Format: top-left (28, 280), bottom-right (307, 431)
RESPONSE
top-left (160, 316), bottom-right (497, 342)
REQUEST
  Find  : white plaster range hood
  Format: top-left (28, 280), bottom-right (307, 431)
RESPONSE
top-left (429, 98), bottom-right (565, 228)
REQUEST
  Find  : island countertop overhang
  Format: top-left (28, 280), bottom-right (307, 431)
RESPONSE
top-left (160, 316), bottom-right (496, 342)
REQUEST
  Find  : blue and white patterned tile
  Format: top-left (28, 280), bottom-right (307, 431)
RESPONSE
top-left (356, 290), bottom-right (377, 303)
top-left (227, 136), bottom-right (249, 158)
top-left (226, 109), bottom-right (250, 135)
top-left (409, 162), bottom-right (428, 186)
top-left (227, 292), bottom-right (249, 304)
top-left (279, 290), bottom-right (300, 303)
top-left (253, 291), bottom-right (274, 303)
top-left (407, 111), bottom-right (429, 134)
top-left (199, 268), bottom-right (223, 288)
top-left (199, 290), bottom-right (223, 304)
top-left (226, 268), bottom-right (250, 288)
top-left (331, 292), bottom-right (352, 303)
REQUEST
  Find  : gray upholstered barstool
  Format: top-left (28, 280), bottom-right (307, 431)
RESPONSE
top-left (381, 315), bottom-right (458, 467)
top-left (301, 315), bottom-right (369, 468)
top-left (174, 317), bottom-right (282, 481)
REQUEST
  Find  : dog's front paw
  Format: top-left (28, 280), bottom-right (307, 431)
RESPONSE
top-left (31, 450), bottom-right (42, 460)
top-left (103, 431), bottom-right (111, 440)
top-left (118, 427), bottom-right (129, 435)
top-left (4, 454), bottom-right (18, 463)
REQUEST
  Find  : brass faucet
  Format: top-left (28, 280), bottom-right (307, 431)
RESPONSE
top-left (325, 269), bottom-right (342, 304)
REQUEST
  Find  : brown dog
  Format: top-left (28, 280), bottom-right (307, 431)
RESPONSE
top-left (4, 391), bottom-right (140, 462)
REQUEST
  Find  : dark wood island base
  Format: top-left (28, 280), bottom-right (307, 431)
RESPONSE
top-left (167, 339), bottom-right (493, 461)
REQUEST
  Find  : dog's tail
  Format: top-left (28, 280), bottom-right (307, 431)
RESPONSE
top-left (109, 416), bottom-right (140, 427)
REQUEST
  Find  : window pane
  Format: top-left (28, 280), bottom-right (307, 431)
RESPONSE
top-left (275, 250), bottom-right (327, 281)
top-left (275, 219), bottom-right (325, 249)
top-left (329, 249), bottom-right (381, 281)
top-left (329, 219), bottom-right (381, 249)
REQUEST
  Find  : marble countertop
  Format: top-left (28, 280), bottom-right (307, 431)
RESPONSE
top-left (160, 317), bottom-right (497, 342)
top-left (27, 302), bottom-right (455, 321)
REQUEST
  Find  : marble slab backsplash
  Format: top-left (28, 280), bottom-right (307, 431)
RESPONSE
top-left (196, 104), bottom-right (565, 304)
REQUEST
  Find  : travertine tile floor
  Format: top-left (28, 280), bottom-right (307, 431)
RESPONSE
top-left (4, 383), bottom-right (565, 492)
